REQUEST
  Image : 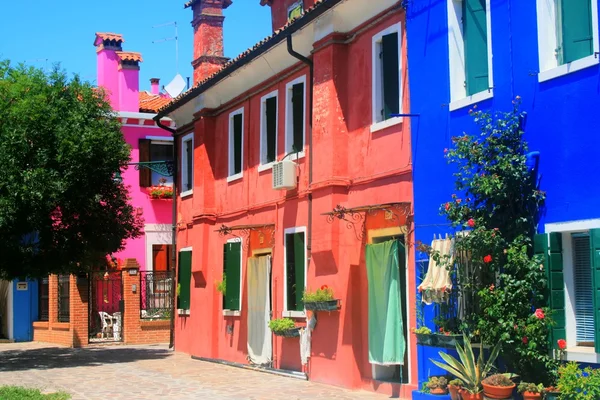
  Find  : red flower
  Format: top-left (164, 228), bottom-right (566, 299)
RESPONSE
top-left (489, 284), bottom-right (495, 291)
top-left (444, 148), bottom-right (448, 154)
top-left (522, 336), bottom-right (528, 345)
top-left (439, 328), bottom-right (444, 333)
top-left (534, 309), bottom-right (545, 319)
top-left (557, 339), bottom-right (567, 350)
top-left (483, 255), bottom-right (492, 263)
top-left (514, 324), bottom-right (518, 331)
top-left (456, 199), bottom-right (462, 204)
top-left (467, 219), bottom-right (475, 228)
top-left (320, 285), bottom-right (329, 290)
top-left (445, 203), bottom-right (450, 211)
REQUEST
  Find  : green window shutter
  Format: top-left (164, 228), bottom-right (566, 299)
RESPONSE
top-left (381, 32), bottom-right (400, 120)
top-left (534, 233), bottom-right (565, 349)
top-left (178, 250), bottom-right (192, 310)
top-left (293, 233), bottom-right (306, 311)
top-left (233, 114), bottom-right (243, 175)
top-left (224, 242), bottom-right (241, 310)
top-left (292, 83), bottom-right (304, 152)
top-left (266, 97), bottom-right (277, 163)
top-left (590, 229), bottom-right (600, 352)
top-left (463, 0), bottom-right (489, 95)
top-left (560, 0), bottom-right (594, 64)
top-left (285, 232), bottom-right (305, 311)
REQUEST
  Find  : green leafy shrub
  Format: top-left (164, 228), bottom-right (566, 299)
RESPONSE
top-left (0, 386), bottom-right (70, 399)
top-left (413, 326), bottom-right (432, 334)
top-left (302, 285), bottom-right (334, 302)
top-left (268, 318), bottom-right (296, 332)
top-left (518, 382), bottom-right (543, 394)
top-left (556, 362), bottom-right (600, 399)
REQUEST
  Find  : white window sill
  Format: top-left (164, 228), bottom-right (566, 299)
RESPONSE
top-left (539, 55), bottom-right (600, 83)
top-left (449, 90), bottom-right (494, 111)
top-left (370, 116), bottom-right (403, 133)
top-left (565, 346), bottom-right (600, 363)
top-left (258, 162), bottom-right (274, 173)
top-left (282, 310), bottom-right (306, 318)
top-left (223, 310), bottom-right (241, 317)
top-left (227, 173), bottom-right (243, 183)
top-left (180, 189), bottom-right (193, 198)
top-left (177, 309), bottom-right (190, 316)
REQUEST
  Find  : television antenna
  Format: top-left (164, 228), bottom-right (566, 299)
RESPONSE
top-left (152, 21), bottom-right (179, 74)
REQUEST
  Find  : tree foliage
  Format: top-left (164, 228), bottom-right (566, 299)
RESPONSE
top-left (0, 60), bottom-right (142, 279)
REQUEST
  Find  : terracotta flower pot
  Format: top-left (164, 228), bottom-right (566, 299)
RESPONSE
top-left (448, 385), bottom-right (461, 400)
top-left (459, 389), bottom-right (483, 400)
top-left (522, 391), bottom-right (542, 400)
top-left (481, 382), bottom-right (516, 399)
top-left (430, 388), bottom-right (448, 395)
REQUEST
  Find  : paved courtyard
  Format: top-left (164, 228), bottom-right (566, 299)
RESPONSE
top-left (0, 342), bottom-right (393, 400)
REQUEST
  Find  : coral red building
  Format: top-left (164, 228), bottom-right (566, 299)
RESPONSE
top-left (157, 0), bottom-right (416, 396)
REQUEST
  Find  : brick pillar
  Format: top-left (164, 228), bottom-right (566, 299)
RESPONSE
top-left (70, 275), bottom-right (89, 347)
top-left (122, 259), bottom-right (141, 344)
top-left (48, 275), bottom-right (58, 323)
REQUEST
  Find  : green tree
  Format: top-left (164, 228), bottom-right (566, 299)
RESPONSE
top-left (0, 60), bottom-right (142, 279)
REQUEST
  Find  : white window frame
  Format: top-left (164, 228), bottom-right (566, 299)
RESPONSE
top-left (228, 107), bottom-right (244, 182)
top-left (259, 90), bottom-right (278, 172)
top-left (371, 23), bottom-right (403, 133)
top-left (180, 132), bottom-right (194, 198)
top-left (536, 0), bottom-right (599, 83)
top-left (177, 246), bottom-right (193, 315)
top-left (546, 218), bottom-right (600, 363)
top-left (284, 75), bottom-right (306, 159)
top-left (282, 226), bottom-right (307, 318)
top-left (223, 237), bottom-right (243, 316)
top-left (447, 0), bottom-right (494, 111)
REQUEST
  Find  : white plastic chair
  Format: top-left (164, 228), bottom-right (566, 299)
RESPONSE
top-left (98, 311), bottom-right (113, 338)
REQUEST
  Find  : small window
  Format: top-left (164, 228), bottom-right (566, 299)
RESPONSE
top-left (138, 139), bottom-right (174, 187)
top-left (285, 77), bottom-right (305, 155)
top-left (223, 241), bottom-right (242, 311)
top-left (284, 229), bottom-right (306, 312)
top-left (556, 1), bottom-right (594, 65)
top-left (260, 91), bottom-right (278, 167)
top-left (228, 108), bottom-right (244, 180)
top-left (177, 249), bottom-right (192, 310)
top-left (572, 233), bottom-right (595, 346)
top-left (288, 1), bottom-right (303, 21)
top-left (181, 133), bottom-right (193, 194)
top-left (58, 275), bottom-right (70, 322)
top-left (373, 27), bottom-right (401, 124)
top-left (38, 277), bottom-right (49, 321)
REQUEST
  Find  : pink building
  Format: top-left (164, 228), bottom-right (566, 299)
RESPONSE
top-left (94, 32), bottom-right (176, 273)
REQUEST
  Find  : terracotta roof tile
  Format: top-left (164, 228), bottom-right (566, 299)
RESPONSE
top-left (116, 51), bottom-right (143, 63)
top-left (95, 32), bottom-right (125, 43)
top-left (160, 0), bottom-right (333, 115)
top-left (139, 91), bottom-right (172, 113)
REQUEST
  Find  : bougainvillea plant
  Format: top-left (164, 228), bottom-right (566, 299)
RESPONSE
top-left (424, 98), bottom-right (558, 384)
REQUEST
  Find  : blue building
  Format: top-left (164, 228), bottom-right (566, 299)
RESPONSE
top-left (0, 280), bottom-right (40, 342)
top-left (406, 0), bottom-right (600, 388)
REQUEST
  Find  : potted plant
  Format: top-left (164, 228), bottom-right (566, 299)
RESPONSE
top-left (147, 178), bottom-right (173, 199)
top-left (413, 326), bottom-right (434, 346)
top-left (481, 373), bottom-right (516, 399)
top-left (553, 362), bottom-right (600, 400)
top-left (430, 334), bottom-right (501, 400)
top-left (425, 376), bottom-right (448, 395)
top-left (269, 318), bottom-right (301, 338)
top-left (448, 379), bottom-right (463, 400)
top-left (517, 382), bottom-right (543, 400)
top-left (302, 285), bottom-right (339, 311)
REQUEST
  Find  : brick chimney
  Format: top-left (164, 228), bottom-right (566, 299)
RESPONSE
top-left (186, 0), bottom-right (232, 84)
top-left (116, 52), bottom-right (142, 112)
top-left (150, 78), bottom-right (160, 95)
top-left (94, 32), bottom-right (124, 110)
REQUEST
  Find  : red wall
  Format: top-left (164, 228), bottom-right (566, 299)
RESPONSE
top-left (174, 9), bottom-right (416, 397)
top-left (267, 0), bottom-right (319, 32)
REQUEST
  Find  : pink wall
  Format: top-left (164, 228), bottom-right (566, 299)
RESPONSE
top-left (96, 46), bottom-right (120, 110)
top-left (118, 68), bottom-right (140, 112)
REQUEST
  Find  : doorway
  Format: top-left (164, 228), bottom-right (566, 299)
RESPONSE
top-left (89, 271), bottom-right (123, 343)
top-left (247, 254), bottom-right (273, 367)
top-left (368, 235), bottom-right (409, 384)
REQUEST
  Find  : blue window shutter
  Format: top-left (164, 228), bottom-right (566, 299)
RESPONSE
top-left (560, 0), bottom-right (594, 64)
top-left (463, 0), bottom-right (489, 95)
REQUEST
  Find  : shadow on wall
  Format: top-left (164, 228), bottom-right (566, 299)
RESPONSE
top-left (0, 346), bottom-right (171, 372)
top-left (310, 312), bottom-right (339, 360)
top-left (312, 250), bottom-right (338, 277)
top-left (342, 262), bottom-right (365, 379)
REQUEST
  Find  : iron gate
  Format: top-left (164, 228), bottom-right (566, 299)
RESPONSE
top-left (89, 271), bottom-right (123, 343)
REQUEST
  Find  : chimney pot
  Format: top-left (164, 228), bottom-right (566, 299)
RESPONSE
top-left (150, 78), bottom-right (160, 95)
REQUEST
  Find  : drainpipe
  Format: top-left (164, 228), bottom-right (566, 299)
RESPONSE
top-left (155, 117), bottom-right (178, 350)
top-left (286, 35), bottom-right (314, 259)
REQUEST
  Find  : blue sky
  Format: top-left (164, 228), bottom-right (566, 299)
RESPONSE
top-left (0, 0), bottom-right (271, 91)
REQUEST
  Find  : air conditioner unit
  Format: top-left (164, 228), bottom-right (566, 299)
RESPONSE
top-left (272, 160), bottom-right (297, 190)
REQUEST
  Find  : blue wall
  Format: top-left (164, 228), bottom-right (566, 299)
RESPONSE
top-left (407, 0), bottom-right (600, 382)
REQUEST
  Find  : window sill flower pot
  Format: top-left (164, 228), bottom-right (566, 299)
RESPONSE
top-left (272, 327), bottom-right (301, 338)
top-left (303, 299), bottom-right (340, 311)
top-left (481, 382), bottom-right (515, 399)
top-left (522, 392), bottom-right (542, 400)
top-left (416, 333), bottom-right (435, 346)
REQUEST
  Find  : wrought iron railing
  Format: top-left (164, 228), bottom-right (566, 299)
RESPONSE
top-left (58, 275), bottom-right (70, 322)
top-left (39, 277), bottom-right (49, 321)
top-left (140, 271), bottom-right (174, 320)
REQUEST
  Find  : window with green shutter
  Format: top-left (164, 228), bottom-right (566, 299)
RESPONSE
top-left (231, 113), bottom-right (243, 176)
top-left (590, 229), bottom-right (600, 352)
top-left (572, 233), bottom-right (595, 346)
top-left (285, 231), bottom-right (306, 312)
top-left (381, 32), bottom-right (400, 120)
top-left (265, 96), bottom-right (277, 164)
top-left (463, 0), bottom-right (489, 95)
top-left (178, 250), bottom-right (192, 310)
top-left (558, 0), bottom-right (594, 64)
top-left (291, 83), bottom-right (304, 153)
top-left (224, 241), bottom-right (241, 311)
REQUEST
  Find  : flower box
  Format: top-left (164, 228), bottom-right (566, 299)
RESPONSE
top-left (272, 327), bottom-right (301, 338)
top-left (434, 334), bottom-right (464, 348)
top-left (416, 333), bottom-right (436, 346)
top-left (304, 299), bottom-right (340, 311)
top-left (147, 185), bottom-right (173, 200)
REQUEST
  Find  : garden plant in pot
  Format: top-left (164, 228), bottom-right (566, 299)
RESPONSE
top-left (447, 379), bottom-right (463, 400)
top-left (481, 374), bottom-right (516, 399)
top-left (517, 382), bottom-right (543, 400)
top-left (424, 377), bottom-right (448, 395)
top-left (302, 285), bottom-right (339, 311)
top-left (268, 318), bottom-right (301, 337)
top-left (413, 326), bottom-right (434, 346)
top-left (430, 334), bottom-right (501, 400)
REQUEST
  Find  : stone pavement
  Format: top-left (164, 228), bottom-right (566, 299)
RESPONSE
top-left (0, 342), bottom-right (393, 400)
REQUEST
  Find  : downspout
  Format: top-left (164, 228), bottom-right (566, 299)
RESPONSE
top-left (155, 117), bottom-right (178, 350)
top-left (286, 35), bottom-right (314, 260)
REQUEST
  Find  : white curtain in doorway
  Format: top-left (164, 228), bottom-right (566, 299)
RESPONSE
top-left (247, 255), bottom-right (272, 366)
